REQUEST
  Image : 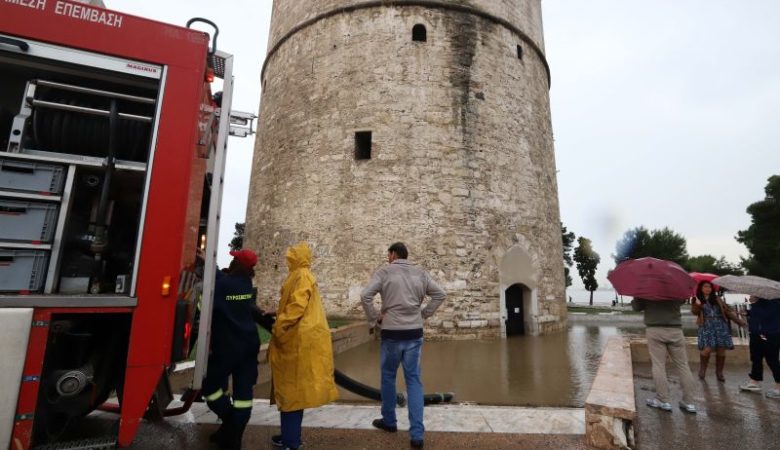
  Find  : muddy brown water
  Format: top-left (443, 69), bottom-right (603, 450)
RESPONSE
top-left (255, 325), bottom-right (698, 407)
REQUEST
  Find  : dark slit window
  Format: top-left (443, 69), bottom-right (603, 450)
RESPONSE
top-left (355, 131), bottom-right (372, 160)
top-left (517, 44), bottom-right (523, 60)
top-left (412, 24), bottom-right (427, 42)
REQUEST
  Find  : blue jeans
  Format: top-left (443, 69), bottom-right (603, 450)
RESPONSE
top-left (280, 410), bottom-right (304, 448)
top-left (380, 338), bottom-right (424, 441)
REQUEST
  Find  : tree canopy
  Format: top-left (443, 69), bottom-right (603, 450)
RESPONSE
top-left (229, 222), bottom-right (245, 251)
top-left (737, 175), bottom-right (780, 280)
top-left (574, 237), bottom-right (600, 305)
top-left (614, 226), bottom-right (688, 267)
top-left (686, 254), bottom-right (744, 276)
top-left (561, 223), bottom-right (576, 287)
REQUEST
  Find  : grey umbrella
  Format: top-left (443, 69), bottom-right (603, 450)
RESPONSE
top-left (712, 275), bottom-right (780, 299)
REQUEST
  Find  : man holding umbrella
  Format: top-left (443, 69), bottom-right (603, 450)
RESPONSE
top-left (610, 258), bottom-right (698, 413)
top-left (713, 275), bottom-right (780, 399)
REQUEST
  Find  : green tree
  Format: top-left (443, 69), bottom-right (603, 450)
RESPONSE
top-left (574, 237), bottom-right (600, 305)
top-left (614, 226), bottom-right (688, 267)
top-left (686, 254), bottom-right (717, 273)
top-left (737, 175), bottom-right (780, 279)
top-left (713, 257), bottom-right (744, 276)
top-left (229, 222), bottom-right (245, 251)
top-left (614, 226), bottom-right (651, 264)
top-left (687, 255), bottom-right (744, 276)
top-left (562, 223), bottom-right (576, 287)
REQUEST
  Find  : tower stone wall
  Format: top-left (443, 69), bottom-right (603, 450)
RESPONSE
top-left (246, 0), bottom-right (567, 338)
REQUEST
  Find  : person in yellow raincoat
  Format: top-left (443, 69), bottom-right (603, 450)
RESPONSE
top-left (268, 241), bottom-right (338, 449)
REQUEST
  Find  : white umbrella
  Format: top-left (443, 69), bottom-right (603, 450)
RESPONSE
top-left (712, 275), bottom-right (780, 299)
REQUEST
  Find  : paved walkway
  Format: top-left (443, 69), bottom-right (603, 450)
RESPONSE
top-left (84, 401), bottom-right (587, 449)
top-left (633, 362), bottom-right (780, 450)
top-left (163, 400), bottom-right (584, 435)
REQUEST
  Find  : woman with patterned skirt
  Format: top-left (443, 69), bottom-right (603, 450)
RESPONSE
top-left (692, 281), bottom-right (746, 381)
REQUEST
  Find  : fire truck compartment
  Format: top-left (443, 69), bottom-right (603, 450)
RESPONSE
top-left (0, 198), bottom-right (59, 243)
top-left (1, 34), bottom-right (162, 298)
top-left (32, 312), bottom-right (131, 445)
top-left (0, 158), bottom-right (66, 194)
top-left (0, 249), bottom-right (48, 292)
top-left (1, 37), bottom-right (159, 161)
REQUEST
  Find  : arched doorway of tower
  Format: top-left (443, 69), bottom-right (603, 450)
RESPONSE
top-left (499, 245), bottom-right (539, 336)
top-left (505, 283), bottom-right (528, 336)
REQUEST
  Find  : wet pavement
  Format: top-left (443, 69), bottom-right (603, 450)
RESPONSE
top-left (633, 361), bottom-right (780, 450)
top-left (126, 421), bottom-right (588, 450)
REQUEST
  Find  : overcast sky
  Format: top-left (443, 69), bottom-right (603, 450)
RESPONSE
top-left (109, 1), bottom-right (780, 286)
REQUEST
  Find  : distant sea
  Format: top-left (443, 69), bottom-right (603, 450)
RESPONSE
top-left (566, 288), bottom-right (749, 306)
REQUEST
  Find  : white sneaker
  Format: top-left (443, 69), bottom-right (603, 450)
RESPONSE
top-left (766, 389), bottom-right (780, 399)
top-left (678, 402), bottom-right (697, 414)
top-left (646, 398), bottom-right (672, 411)
top-left (739, 382), bottom-right (762, 392)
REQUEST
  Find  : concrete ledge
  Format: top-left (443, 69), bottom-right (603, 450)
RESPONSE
top-left (330, 322), bottom-right (374, 354)
top-left (585, 336), bottom-right (636, 450)
top-left (629, 336), bottom-right (749, 364)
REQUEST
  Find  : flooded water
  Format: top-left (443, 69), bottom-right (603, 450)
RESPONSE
top-left (258, 325), bottom-right (692, 407)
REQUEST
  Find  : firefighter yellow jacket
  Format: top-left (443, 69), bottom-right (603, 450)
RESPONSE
top-left (268, 241), bottom-right (338, 411)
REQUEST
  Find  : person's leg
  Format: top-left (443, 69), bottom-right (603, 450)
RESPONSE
top-left (740, 334), bottom-right (764, 391)
top-left (698, 344), bottom-right (712, 379)
top-left (763, 334), bottom-right (780, 395)
top-left (379, 339), bottom-right (402, 428)
top-left (646, 328), bottom-right (671, 404)
top-left (280, 410), bottom-right (304, 449)
top-left (226, 353), bottom-right (259, 449)
top-left (202, 354), bottom-right (233, 421)
top-left (667, 328), bottom-right (697, 407)
top-left (715, 347), bottom-right (727, 382)
top-left (748, 333), bottom-right (764, 383)
top-left (400, 338), bottom-right (425, 443)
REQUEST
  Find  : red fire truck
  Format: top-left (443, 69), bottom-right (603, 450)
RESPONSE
top-left (0, 1), bottom-right (253, 448)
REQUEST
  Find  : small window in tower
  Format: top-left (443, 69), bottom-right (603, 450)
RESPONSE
top-left (412, 24), bottom-right (427, 42)
top-left (517, 44), bottom-right (524, 60)
top-left (355, 131), bottom-right (372, 160)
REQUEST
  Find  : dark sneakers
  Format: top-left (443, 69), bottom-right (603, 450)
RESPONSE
top-left (372, 418), bottom-right (398, 432)
top-left (271, 434), bottom-right (302, 449)
top-left (372, 419), bottom-right (422, 447)
top-left (208, 425), bottom-right (226, 444)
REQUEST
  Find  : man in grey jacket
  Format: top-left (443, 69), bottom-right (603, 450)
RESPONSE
top-left (361, 242), bottom-right (446, 449)
top-left (632, 298), bottom-right (697, 414)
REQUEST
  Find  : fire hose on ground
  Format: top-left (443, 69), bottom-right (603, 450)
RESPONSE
top-left (98, 312), bottom-right (454, 416)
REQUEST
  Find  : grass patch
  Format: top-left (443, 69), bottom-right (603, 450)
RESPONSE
top-left (567, 306), bottom-right (611, 314)
top-left (567, 306), bottom-right (643, 315)
top-left (328, 319), bottom-right (352, 329)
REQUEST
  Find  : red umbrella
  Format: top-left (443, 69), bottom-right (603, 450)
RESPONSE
top-left (608, 257), bottom-right (696, 301)
top-left (689, 272), bottom-right (720, 294)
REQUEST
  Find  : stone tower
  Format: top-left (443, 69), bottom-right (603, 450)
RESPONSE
top-left (246, 0), bottom-right (566, 337)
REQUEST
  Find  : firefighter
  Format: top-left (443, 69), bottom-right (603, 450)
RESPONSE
top-left (202, 249), bottom-right (262, 450)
